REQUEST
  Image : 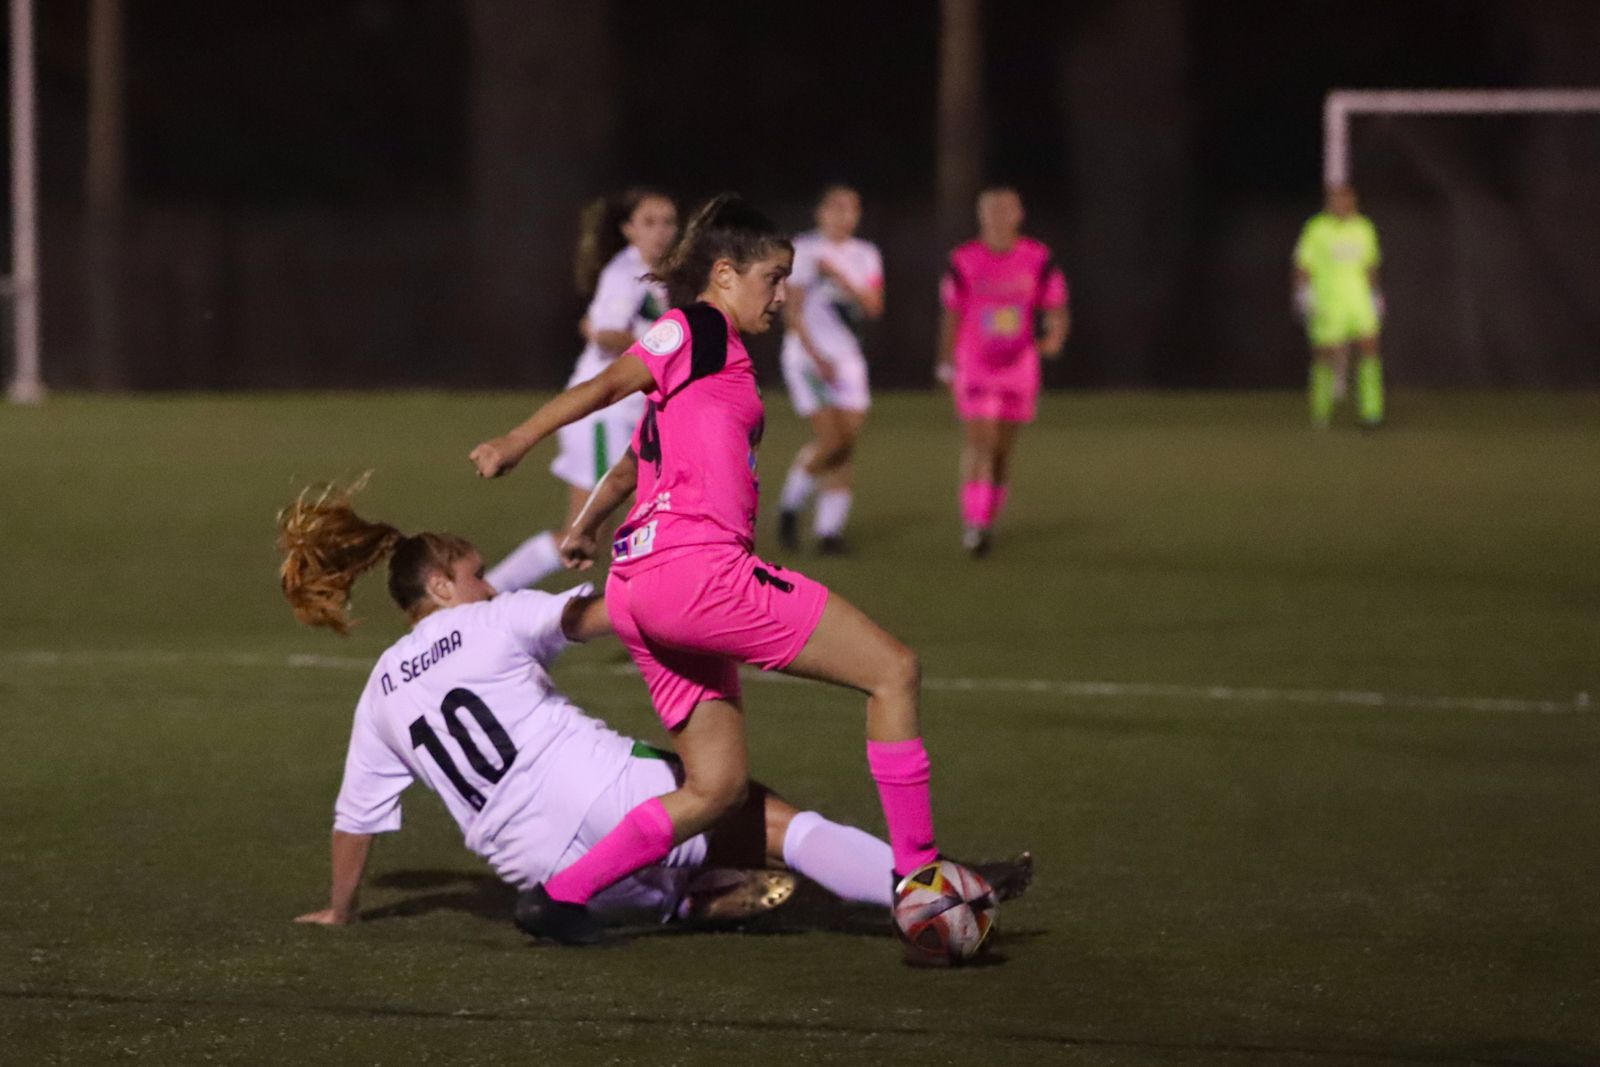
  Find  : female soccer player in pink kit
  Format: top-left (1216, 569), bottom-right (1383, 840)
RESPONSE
top-left (938, 186), bottom-right (1069, 557)
top-left (470, 195), bottom-right (995, 946)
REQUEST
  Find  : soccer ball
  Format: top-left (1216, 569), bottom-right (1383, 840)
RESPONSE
top-left (892, 859), bottom-right (997, 966)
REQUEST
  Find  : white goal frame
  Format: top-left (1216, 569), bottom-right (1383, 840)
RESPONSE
top-left (6, 0), bottom-right (42, 404)
top-left (1323, 87), bottom-right (1600, 188)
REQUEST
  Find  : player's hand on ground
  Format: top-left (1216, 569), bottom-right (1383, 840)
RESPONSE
top-left (559, 530), bottom-right (598, 571)
top-left (294, 908), bottom-right (355, 926)
top-left (470, 437), bottom-right (522, 479)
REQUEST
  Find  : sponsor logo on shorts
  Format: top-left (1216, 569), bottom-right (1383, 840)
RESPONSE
top-left (613, 520), bottom-right (658, 562)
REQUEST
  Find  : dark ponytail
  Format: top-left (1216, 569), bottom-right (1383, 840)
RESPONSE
top-left (573, 187), bottom-right (674, 296)
top-left (650, 193), bottom-right (791, 308)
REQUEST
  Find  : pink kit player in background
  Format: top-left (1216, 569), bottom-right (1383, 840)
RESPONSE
top-left (938, 186), bottom-right (1070, 558)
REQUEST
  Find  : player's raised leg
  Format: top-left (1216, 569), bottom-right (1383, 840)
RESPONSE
top-left (780, 592), bottom-right (937, 881)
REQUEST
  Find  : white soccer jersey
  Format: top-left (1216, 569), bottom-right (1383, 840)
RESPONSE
top-left (332, 586), bottom-right (637, 887)
top-left (566, 245), bottom-right (669, 387)
top-left (785, 230), bottom-right (883, 362)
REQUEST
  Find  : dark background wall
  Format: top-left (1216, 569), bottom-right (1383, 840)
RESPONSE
top-left (8, 0), bottom-right (1600, 391)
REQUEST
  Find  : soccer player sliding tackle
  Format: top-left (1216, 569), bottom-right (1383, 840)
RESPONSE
top-left (278, 479), bottom-right (985, 935)
top-left (470, 195), bottom-right (1030, 950)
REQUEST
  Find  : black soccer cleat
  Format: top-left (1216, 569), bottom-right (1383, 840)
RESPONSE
top-left (972, 850), bottom-right (1034, 903)
top-left (778, 510), bottom-right (800, 551)
top-left (817, 534), bottom-right (848, 556)
top-left (514, 884), bottom-right (602, 946)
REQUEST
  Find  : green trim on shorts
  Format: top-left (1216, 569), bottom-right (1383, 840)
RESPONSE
top-left (593, 422), bottom-right (609, 483)
top-left (803, 367), bottom-right (831, 408)
top-left (630, 740), bottom-right (677, 763)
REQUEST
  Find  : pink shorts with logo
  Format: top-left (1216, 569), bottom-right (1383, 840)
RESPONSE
top-left (605, 544), bottom-right (830, 731)
top-left (954, 367), bottom-right (1039, 424)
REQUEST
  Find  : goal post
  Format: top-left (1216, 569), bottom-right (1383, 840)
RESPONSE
top-left (1320, 87), bottom-right (1600, 387)
top-left (1323, 87), bottom-right (1600, 188)
top-left (6, 0), bottom-right (43, 405)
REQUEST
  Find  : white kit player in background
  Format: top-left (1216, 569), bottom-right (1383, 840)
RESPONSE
top-left (777, 185), bottom-right (885, 555)
top-left (487, 189), bottom-right (678, 594)
top-left (277, 481), bottom-right (917, 935)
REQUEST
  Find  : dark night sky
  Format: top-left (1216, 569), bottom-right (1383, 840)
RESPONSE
top-left (9, 1), bottom-right (1598, 389)
top-left (18, 0), bottom-right (1556, 208)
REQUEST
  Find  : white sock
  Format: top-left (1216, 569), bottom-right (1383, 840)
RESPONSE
top-left (813, 489), bottom-right (852, 538)
top-left (780, 464), bottom-right (816, 513)
top-left (781, 810), bottom-right (893, 907)
top-left (486, 531), bottom-right (561, 593)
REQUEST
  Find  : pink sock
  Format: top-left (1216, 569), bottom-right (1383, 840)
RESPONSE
top-left (984, 484), bottom-right (1009, 526)
top-left (545, 796), bottom-right (675, 905)
top-left (866, 738), bottom-right (939, 877)
top-left (960, 482), bottom-right (986, 528)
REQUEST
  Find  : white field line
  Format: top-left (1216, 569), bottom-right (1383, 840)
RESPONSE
top-left (2, 648), bottom-right (1589, 716)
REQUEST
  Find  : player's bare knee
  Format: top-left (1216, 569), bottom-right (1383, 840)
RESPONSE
top-left (877, 640), bottom-right (920, 699)
top-left (688, 772), bottom-right (747, 819)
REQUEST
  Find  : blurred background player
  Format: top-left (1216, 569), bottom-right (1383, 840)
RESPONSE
top-left (776, 185), bottom-right (885, 554)
top-left (1293, 184), bottom-right (1385, 429)
top-left (277, 480), bottom-right (920, 936)
top-left (937, 187), bottom-right (1069, 557)
top-left (487, 189), bottom-right (678, 593)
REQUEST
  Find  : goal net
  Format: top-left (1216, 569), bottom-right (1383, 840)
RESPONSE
top-left (1323, 89), bottom-right (1600, 387)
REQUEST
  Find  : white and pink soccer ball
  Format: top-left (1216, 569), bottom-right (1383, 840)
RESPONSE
top-left (891, 859), bottom-right (997, 966)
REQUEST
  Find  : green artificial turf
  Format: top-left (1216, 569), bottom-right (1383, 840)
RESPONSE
top-left (1, 391), bottom-right (1596, 1065)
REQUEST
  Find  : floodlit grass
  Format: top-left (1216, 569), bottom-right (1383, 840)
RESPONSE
top-left (2, 391), bottom-right (1596, 1065)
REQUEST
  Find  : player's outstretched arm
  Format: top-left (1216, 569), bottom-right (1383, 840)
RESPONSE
top-left (559, 449), bottom-right (639, 571)
top-left (295, 829), bottom-right (373, 926)
top-left (470, 355), bottom-right (656, 479)
top-left (561, 593), bottom-right (612, 643)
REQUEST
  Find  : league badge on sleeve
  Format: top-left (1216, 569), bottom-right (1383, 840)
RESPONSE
top-left (640, 318), bottom-right (685, 357)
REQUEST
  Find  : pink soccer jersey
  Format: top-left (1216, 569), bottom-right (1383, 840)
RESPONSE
top-left (940, 237), bottom-right (1067, 390)
top-left (612, 304), bottom-right (765, 569)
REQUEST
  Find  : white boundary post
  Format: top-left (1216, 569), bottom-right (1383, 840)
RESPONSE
top-left (1324, 88), bottom-right (1600, 189)
top-left (7, 0), bottom-right (44, 404)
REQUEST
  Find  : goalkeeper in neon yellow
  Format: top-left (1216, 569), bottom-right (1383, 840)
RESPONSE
top-left (1293, 185), bottom-right (1385, 428)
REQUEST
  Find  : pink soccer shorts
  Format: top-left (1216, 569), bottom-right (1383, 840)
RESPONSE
top-left (605, 544), bottom-right (830, 731)
top-left (954, 376), bottom-right (1038, 424)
